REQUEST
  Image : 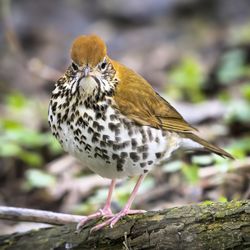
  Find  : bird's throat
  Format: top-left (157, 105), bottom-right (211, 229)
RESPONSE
top-left (79, 76), bottom-right (98, 98)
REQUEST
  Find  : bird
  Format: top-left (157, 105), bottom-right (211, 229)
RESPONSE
top-left (48, 34), bottom-right (234, 232)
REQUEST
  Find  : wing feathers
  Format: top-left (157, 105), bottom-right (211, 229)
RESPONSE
top-left (113, 61), bottom-right (196, 133)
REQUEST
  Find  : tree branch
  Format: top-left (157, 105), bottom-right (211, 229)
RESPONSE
top-left (0, 206), bottom-right (83, 225)
top-left (0, 200), bottom-right (250, 249)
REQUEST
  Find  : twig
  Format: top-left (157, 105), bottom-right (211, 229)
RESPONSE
top-left (0, 206), bottom-right (83, 225)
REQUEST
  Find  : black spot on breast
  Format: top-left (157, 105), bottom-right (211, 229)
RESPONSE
top-left (110, 114), bottom-right (117, 121)
top-left (121, 152), bottom-right (128, 158)
top-left (100, 140), bottom-right (106, 147)
top-left (147, 128), bottom-right (153, 141)
top-left (93, 121), bottom-right (104, 132)
top-left (94, 152), bottom-right (102, 158)
top-left (161, 130), bottom-right (167, 137)
top-left (131, 138), bottom-right (137, 150)
top-left (108, 122), bottom-right (121, 135)
top-left (74, 128), bottom-right (81, 136)
top-left (57, 113), bottom-right (61, 121)
top-left (117, 160), bottom-right (124, 171)
top-left (103, 154), bottom-right (109, 161)
top-left (144, 169), bottom-right (149, 173)
top-left (140, 162), bottom-right (147, 168)
top-left (70, 113), bottom-right (75, 120)
top-left (97, 124), bottom-right (104, 132)
top-left (76, 117), bottom-right (84, 126)
top-left (85, 144), bottom-right (91, 152)
top-left (106, 99), bottom-right (112, 105)
top-left (92, 132), bottom-right (100, 143)
top-left (74, 136), bottom-right (80, 142)
top-left (93, 121), bottom-right (99, 129)
top-left (148, 160), bottom-right (153, 165)
top-left (128, 128), bottom-right (134, 136)
top-left (112, 154), bottom-right (119, 160)
top-left (95, 112), bottom-right (102, 119)
top-left (81, 135), bottom-right (86, 141)
top-left (155, 152), bottom-right (162, 159)
top-left (137, 145), bottom-right (149, 153)
top-left (108, 123), bottom-right (116, 131)
top-left (121, 141), bottom-right (130, 148)
top-left (122, 119), bottom-right (131, 129)
top-left (51, 102), bottom-right (57, 114)
top-left (102, 134), bottom-right (109, 141)
top-left (88, 127), bottom-right (94, 134)
top-left (87, 116), bottom-right (93, 122)
top-left (130, 152), bottom-right (140, 162)
top-left (112, 153), bottom-right (125, 171)
top-left (112, 144), bottom-right (120, 151)
top-left (115, 136), bottom-right (121, 142)
top-left (142, 152), bottom-right (148, 160)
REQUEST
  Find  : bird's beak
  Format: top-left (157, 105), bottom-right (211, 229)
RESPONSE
top-left (83, 66), bottom-right (90, 77)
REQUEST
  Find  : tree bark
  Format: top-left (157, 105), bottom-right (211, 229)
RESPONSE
top-left (0, 200), bottom-right (249, 250)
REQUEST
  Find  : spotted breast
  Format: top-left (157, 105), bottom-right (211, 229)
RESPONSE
top-left (48, 69), bottom-right (181, 179)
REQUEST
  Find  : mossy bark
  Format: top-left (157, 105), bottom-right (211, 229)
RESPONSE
top-left (0, 200), bottom-right (249, 250)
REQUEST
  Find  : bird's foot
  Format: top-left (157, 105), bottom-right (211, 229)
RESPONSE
top-left (76, 207), bottom-right (113, 231)
top-left (90, 209), bottom-right (146, 232)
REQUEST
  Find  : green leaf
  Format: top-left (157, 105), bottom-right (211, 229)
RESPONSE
top-left (167, 57), bottom-right (205, 102)
top-left (227, 137), bottom-right (250, 158)
top-left (182, 164), bottom-right (199, 184)
top-left (25, 169), bottom-right (56, 188)
top-left (163, 160), bottom-right (183, 173)
top-left (0, 142), bottom-right (22, 157)
top-left (217, 49), bottom-right (246, 84)
top-left (20, 151), bottom-right (43, 167)
top-left (5, 92), bottom-right (27, 109)
top-left (192, 155), bottom-right (214, 165)
top-left (226, 100), bottom-right (250, 123)
top-left (218, 196), bottom-right (228, 202)
top-left (46, 135), bottom-right (63, 154)
top-left (240, 83), bottom-right (250, 102)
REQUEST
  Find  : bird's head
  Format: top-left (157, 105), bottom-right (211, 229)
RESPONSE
top-left (66, 35), bottom-right (117, 101)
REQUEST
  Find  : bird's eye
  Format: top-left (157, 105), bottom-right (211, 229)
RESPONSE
top-left (72, 62), bottom-right (78, 71)
top-left (100, 61), bottom-right (107, 71)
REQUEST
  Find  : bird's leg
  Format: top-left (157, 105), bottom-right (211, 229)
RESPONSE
top-left (99, 179), bottom-right (116, 217)
top-left (76, 179), bottom-right (116, 231)
top-left (91, 175), bottom-right (146, 232)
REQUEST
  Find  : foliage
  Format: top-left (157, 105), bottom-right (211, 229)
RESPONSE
top-left (217, 49), bottom-right (248, 84)
top-left (25, 169), bottom-right (56, 189)
top-left (0, 92), bottom-right (62, 167)
top-left (166, 57), bottom-right (205, 102)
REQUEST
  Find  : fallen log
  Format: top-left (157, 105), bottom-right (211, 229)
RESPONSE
top-left (0, 200), bottom-right (249, 250)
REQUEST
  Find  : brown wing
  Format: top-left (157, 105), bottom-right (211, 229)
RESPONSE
top-left (112, 61), bottom-right (196, 133)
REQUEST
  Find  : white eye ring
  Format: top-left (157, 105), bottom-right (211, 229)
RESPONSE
top-left (100, 59), bottom-right (108, 71)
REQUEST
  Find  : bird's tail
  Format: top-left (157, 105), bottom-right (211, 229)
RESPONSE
top-left (181, 133), bottom-right (234, 159)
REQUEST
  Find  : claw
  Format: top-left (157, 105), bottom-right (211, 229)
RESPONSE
top-left (90, 209), bottom-right (146, 232)
top-left (76, 207), bottom-right (113, 231)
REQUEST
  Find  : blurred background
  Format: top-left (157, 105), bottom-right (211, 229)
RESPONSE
top-left (0, 0), bottom-right (250, 235)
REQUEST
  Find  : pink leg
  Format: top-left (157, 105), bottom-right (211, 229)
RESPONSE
top-left (76, 179), bottom-right (116, 231)
top-left (91, 175), bottom-right (146, 232)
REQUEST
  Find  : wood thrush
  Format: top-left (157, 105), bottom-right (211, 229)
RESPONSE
top-left (48, 34), bottom-right (233, 231)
